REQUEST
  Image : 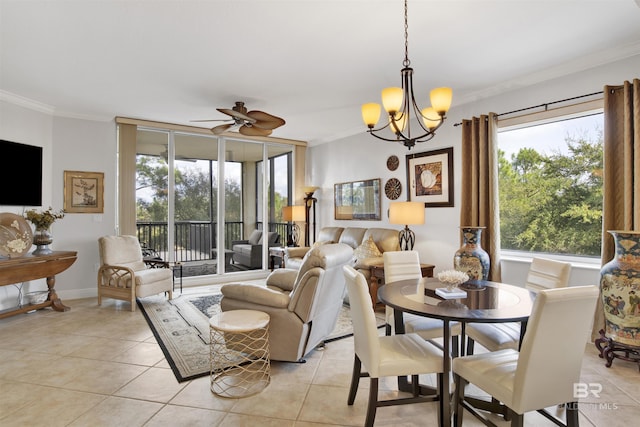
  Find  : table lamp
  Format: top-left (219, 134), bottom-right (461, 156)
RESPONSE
top-left (389, 201), bottom-right (425, 250)
top-left (283, 205), bottom-right (306, 247)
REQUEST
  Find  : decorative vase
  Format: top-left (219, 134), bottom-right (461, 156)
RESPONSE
top-left (453, 226), bottom-right (490, 281)
top-left (599, 230), bottom-right (640, 347)
top-left (32, 227), bottom-right (53, 255)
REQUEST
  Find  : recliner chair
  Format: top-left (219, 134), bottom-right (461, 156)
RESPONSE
top-left (220, 242), bottom-right (354, 362)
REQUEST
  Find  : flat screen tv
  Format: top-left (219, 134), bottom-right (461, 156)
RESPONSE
top-left (0, 139), bottom-right (43, 206)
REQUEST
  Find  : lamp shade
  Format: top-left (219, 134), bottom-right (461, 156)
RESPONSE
top-left (302, 186), bottom-right (319, 195)
top-left (382, 87), bottom-right (403, 114)
top-left (389, 201), bottom-right (425, 225)
top-left (362, 103), bottom-right (381, 127)
top-left (430, 87), bottom-right (453, 115)
top-left (421, 107), bottom-right (441, 130)
top-left (283, 205), bottom-right (305, 222)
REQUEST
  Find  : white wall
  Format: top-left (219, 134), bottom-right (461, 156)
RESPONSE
top-left (1, 101), bottom-right (52, 309)
top-left (0, 99), bottom-right (116, 310)
top-left (308, 54), bottom-right (640, 287)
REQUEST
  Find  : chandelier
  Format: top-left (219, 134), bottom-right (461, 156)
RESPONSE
top-left (361, 0), bottom-right (452, 150)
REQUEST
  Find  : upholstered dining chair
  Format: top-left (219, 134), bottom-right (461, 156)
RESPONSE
top-left (465, 257), bottom-right (571, 354)
top-left (343, 265), bottom-right (444, 427)
top-left (452, 285), bottom-right (598, 427)
top-left (97, 235), bottom-right (173, 311)
top-left (383, 251), bottom-right (461, 355)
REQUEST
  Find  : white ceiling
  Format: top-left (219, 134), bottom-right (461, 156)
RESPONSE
top-left (1, 0), bottom-right (639, 146)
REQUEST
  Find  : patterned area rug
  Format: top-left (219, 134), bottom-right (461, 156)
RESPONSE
top-left (137, 291), bottom-right (384, 382)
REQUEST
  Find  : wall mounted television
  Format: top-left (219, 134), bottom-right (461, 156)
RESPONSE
top-left (0, 139), bottom-right (43, 206)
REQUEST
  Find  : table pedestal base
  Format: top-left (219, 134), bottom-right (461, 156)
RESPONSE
top-left (595, 329), bottom-right (640, 371)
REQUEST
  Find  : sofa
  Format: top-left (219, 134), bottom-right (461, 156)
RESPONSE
top-left (221, 242), bottom-right (354, 361)
top-left (285, 226), bottom-right (400, 281)
top-left (231, 229), bottom-right (281, 269)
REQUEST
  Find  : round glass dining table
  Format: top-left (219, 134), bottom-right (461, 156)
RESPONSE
top-left (378, 278), bottom-right (535, 427)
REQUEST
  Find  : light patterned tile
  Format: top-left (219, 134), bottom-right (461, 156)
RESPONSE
top-left (68, 396), bottom-right (163, 427)
top-left (115, 366), bottom-right (188, 403)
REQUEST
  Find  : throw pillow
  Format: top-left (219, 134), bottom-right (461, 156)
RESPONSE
top-left (352, 236), bottom-right (382, 268)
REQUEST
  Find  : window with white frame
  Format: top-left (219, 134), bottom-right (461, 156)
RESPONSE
top-left (497, 110), bottom-right (603, 258)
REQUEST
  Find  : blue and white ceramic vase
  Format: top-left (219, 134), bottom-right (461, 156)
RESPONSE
top-left (600, 230), bottom-right (640, 347)
top-left (453, 226), bottom-right (490, 281)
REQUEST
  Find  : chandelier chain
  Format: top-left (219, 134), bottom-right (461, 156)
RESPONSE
top-left (403, 0), bottom-right (410, 67)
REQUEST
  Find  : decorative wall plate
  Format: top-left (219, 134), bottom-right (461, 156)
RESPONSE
top-left (386, 155), bottom-right (399, 171)
top-left (0, 212), bottom-right (33, 258)
top-left (384, 178), bottom-right (402, 200)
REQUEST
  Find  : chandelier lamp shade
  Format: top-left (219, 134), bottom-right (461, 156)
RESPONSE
top-left (389, 201), bottom-right (425, 251)
top-left (361, 0), bottom-right (452, 150)
top-left (283, 205), bottom-right (306, 247)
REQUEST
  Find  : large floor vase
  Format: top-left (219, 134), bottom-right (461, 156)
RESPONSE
top-left (600, 230), bottom-right (640, 347)
top-left (453, 226), bottom-right (490, 281)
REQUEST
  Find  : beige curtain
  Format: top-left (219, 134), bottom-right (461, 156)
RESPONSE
top-left (592, 78), bottom-right (640, 340)
top-left (460, 113), bottom-right (501, 282)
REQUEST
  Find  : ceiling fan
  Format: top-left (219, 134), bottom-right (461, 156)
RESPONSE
top-left (192, 101), bottom-right (285, 136)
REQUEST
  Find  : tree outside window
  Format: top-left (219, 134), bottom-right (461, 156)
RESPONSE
top-left (498, 113), bottom-right (603, 257)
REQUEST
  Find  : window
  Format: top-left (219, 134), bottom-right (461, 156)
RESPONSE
top-left (132, 127), bottom-right (295, 274)
top-left (498, 111), bottom-right (603, 258)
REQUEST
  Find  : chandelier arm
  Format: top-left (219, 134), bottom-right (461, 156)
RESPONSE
top-left (363, 0), bottom-right (451, 150)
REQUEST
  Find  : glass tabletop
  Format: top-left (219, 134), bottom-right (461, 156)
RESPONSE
top-left (379, 278), bottom-right (535, 323)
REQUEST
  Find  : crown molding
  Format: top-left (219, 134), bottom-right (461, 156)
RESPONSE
top-left (0, 90), bottom-right (55, 114)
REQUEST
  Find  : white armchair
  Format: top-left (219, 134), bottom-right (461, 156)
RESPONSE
top-left (343, 265), bottom-right (444, 427)
top-left (221, 242), bottom-right (354, 362)
top-left (383, 251), bottom-right (461, 354)
top-left (465, 257), bottom-right (571, 354)
top-left (452, 285), bottom-right (598, 427)
top-left (97, 235), bottom-right (173, 311)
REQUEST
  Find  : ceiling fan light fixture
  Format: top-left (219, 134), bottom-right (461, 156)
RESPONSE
top-left (362, 0), bottom-right (452, 150)
top-left (198, 101), bottom-right (285, 136)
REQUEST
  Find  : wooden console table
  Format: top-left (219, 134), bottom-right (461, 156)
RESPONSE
top-left (0, 251), bottom-right (77, 319)
top-left (368, 262), bottom-right (435, 308)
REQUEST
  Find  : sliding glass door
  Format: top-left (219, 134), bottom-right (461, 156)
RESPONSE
top-left (134, 128), bottom-right (293, 278)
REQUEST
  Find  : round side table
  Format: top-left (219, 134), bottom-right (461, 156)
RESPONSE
top-left (209, 309), bottom-right (271, 398)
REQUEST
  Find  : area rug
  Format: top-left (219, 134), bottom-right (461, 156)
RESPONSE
top-left (137, 291), bottom-right (384, 382)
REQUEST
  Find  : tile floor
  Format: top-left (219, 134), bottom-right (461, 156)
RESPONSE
top-left (0, 289), bottom-right (638, 427)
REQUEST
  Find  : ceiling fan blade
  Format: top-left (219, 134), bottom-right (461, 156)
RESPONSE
top-left (247, 110), bottom-right (286, 130)
top-left (239, 125), bottom-right (272, 137)
top-left (211, 123), bottom-right (234, 135)
top-left (216, 108), bottom-right (256, 123)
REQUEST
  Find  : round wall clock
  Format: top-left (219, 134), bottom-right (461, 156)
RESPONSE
top-left (385, 178), bottom-right (402, 200)
top-left (386, 155), bottom-right (399, 171)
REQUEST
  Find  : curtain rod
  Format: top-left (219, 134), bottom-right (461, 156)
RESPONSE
top-left (453, 90), bottom-right (604, 127)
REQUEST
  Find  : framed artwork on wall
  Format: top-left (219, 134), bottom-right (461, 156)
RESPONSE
top-left (334, 178), bottom-right (381, 220)
top-left (63, 170), bottom-right (104, 213)
top-left (406, 147), bottom-right (454, 207)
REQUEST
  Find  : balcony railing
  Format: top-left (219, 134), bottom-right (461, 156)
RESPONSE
top-left (136, 221), bottom-right (290, 263)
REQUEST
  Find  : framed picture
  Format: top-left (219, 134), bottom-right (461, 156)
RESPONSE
top-left (334, 178), bottom-right (381, 220)
top-left (406, 147), bottom-right (454, 207)
top-left (63, 170), bottom-right (104, 213)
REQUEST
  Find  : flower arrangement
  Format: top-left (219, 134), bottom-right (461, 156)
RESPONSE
top-left (437, 269), bottom-right (469, 288)
top-left (25, 207), bottom-right (65, 229)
